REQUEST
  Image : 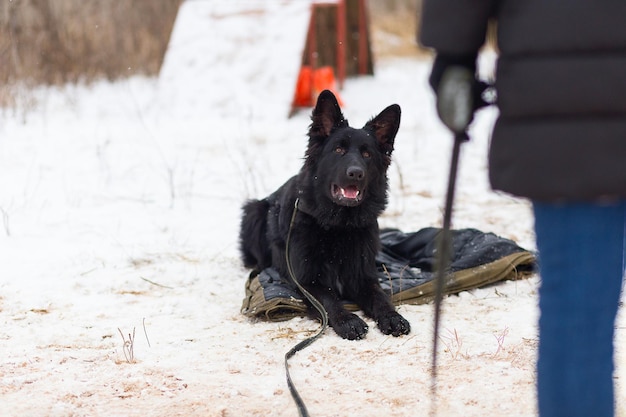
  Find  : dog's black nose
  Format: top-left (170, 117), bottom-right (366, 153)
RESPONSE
top-left (346, 166), bottom-right (365, 180)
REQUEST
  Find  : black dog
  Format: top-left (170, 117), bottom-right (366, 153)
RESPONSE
top-left (239, 90), bottom-right (410, 340)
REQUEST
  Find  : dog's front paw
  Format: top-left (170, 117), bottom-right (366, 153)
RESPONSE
top-left (377, 311), bottom-right (411, 337)
top-left (332, 312), bottom-right (369, 340)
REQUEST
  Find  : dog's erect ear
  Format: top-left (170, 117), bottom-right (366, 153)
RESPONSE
top-left (363, 104), bottom-right (401, 156)
top-left (309, 90), bottom-right (348, 138)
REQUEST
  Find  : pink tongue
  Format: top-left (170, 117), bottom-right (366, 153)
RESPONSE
top-left (342, 186), bottom-right (359, 199)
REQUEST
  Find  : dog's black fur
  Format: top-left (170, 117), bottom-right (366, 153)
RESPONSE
top-left (239, 90), bottom-right (410, 340)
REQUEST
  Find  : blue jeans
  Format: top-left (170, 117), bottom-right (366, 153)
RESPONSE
top-left (533, 200), bottom-right (626, 417)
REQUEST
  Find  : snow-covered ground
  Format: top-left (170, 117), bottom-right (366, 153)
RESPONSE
top-left (1, 1), bottom-right (624, 416)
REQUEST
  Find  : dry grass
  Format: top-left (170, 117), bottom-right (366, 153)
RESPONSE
top-left (367, 0), bottom-right (431, 59)
top-left (0, 0), bottom-right (182, 106)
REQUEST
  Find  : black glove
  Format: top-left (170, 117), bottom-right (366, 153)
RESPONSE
top-left (429, 53), bottom-right (491, 112)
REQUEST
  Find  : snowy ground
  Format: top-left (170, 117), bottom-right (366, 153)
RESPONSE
top-left (1, 2), bottom-right (624, 416)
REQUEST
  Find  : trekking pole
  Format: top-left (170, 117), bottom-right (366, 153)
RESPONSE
top-left (429, 66), bottom-right (474, 417)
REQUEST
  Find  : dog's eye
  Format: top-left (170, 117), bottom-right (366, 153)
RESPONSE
top-left (335, 146), bottom-right (344, 154)
top-left (361, 150), bottom-right (371, 158)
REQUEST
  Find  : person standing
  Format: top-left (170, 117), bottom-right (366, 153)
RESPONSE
top-left (419, 2), bottom-right (626, 416)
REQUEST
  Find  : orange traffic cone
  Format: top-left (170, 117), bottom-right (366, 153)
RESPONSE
top-left (290, 65), bottom-right (343, 115)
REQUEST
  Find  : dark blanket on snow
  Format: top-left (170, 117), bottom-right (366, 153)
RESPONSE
top-left (241, 227), bottom-right (536, 321)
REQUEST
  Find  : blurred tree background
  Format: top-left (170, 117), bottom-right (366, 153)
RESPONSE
top-left (0, 0), bottom-right (420, 106)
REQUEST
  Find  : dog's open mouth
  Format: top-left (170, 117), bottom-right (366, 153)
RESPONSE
top-left (331, 184), bottom-right (363, 206)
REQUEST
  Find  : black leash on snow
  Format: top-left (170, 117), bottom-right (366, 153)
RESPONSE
top-left (430, 67), bottom-right (474, 417)
top-left (430, 131), bottom-right (467, 416)
top-left (284, 198), bottom-right (328, 417)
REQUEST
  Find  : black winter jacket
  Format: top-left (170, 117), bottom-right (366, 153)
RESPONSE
top-left (420, 1), bottom-right (626, 201)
